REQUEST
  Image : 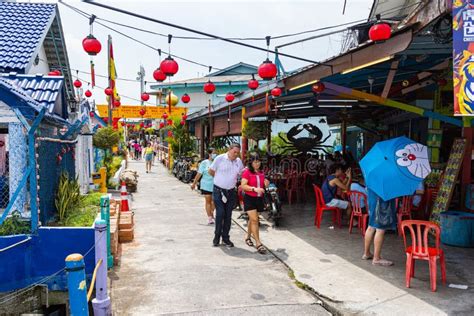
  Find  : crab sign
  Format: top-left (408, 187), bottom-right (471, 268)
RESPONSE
top-left (278, 123), bottom-right (332, 156)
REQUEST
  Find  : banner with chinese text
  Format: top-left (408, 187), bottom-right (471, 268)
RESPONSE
top-left (96, 105), bottom-right (187, 119)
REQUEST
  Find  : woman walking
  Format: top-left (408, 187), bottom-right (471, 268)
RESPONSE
top-left (240, 152), bottom-right (269, 254)
top-left (191, 148), bottom-right (216, 224)
top-left (144, 143), bottom-right (154, 173)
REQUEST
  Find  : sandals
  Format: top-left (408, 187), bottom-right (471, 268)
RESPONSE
top-left (362, 254), bottom-right (373, 260)
top-left (372, 258), bottom-right (393, 266)
top-left (245, 238), bottom-right (254, 247)
top-left (256, 244), bottom-right (267, 254)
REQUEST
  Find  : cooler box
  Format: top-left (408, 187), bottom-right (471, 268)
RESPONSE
top-left (440, 211), bottom-right (474, 247)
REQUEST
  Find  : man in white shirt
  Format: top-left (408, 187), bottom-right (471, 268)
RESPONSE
top-left (209, 143), bottom-right (244, 247)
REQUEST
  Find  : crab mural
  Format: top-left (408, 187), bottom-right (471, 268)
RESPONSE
top-left (278, 123), bottom-right (332, 155)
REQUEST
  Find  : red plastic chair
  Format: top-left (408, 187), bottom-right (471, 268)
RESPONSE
top-left (426, 188), bottom-right (439, 220)
top-left (285, 173), bottom-right (298, 205)
top-left (312, 184), bottom-right (342, 229)
top-left (401, 220), bottom-right (446, 292)
top-left (396, 195), bottom-right (413, 236)
top-left (347, 191), bottom-right (369, 236)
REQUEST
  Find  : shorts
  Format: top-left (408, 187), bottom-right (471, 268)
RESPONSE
top-left (201, 189), bottom-right (212, 195)
top-left (326, 198), bottom-right (349, 209)
top-left (244, 194), bottom-right (265, 213)
top-left (145, 153), bottom-right (153, 161)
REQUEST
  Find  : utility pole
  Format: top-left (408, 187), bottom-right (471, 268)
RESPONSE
top-left (137, 65), bottom-right (145, 106)
top-left (107, 35), bottom-right (113, 125)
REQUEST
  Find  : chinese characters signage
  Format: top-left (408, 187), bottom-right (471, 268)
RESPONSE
top-left (96, 105), bottom-right (187, 119)
top-left (453, 1), bottom-right (474, 115)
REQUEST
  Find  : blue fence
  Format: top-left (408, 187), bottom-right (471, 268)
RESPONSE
top-left (0, 226), bottom-right (95, 292)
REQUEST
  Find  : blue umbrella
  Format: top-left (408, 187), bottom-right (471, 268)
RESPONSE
top-left (360, 136), bottom-right (431, 201)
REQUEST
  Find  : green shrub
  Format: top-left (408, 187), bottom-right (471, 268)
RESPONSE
top-left (55, 173), bottom-right (84, 223)
top-left (0, 211), bottom-right (30, 236)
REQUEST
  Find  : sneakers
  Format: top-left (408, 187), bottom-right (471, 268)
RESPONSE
top-left (213, 237), bottom-right (220, 247)
top-left (208, 217), bottom-right (215, 225)
top-left (222, 240), bottom-right (234, 247)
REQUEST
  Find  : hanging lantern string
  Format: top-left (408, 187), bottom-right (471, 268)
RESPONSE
top-left (168, 34), bottom-right (172, 56)
top-left (89, 14), bottom-right (96, 34)
top-left (265, 36), bottom-right (271, 59)
top-left (158, 48), bottom-right (162, 63)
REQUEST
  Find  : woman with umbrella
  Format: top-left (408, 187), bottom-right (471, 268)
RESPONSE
top-left (360, 136), bottom-right (431, 266)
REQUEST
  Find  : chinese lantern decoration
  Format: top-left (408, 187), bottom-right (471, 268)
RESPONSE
top-left (89, 112), bottom-right (95, 118)
top-left (120, 121), bottom-right (125, 126)
top-left (225, 92), bottom-right (235, 102)
top-left (258, 59), bottom-right (278, 80)
top-left (113, 100), bottom-right (121, 107)
top-left (167, 119), bottom-right (173, 126)
top-left (85, 89), bottom-right (92, 98)
top-left (248, 74), bottom-right (259, 90)
top-left (167, 130), bottom-right (173, 138)
top-left (160, 56), bottom-right (179, 76)
top-left (180, 120), bottom-right (185, 126)
top-left (82, 34), bottom-right (102, 55)
top-left (141, 93), bottom-right (150, 102)
top-left (159, 122), bottom-right (165, 129)
top-left (140, 122), bottom-right (144, 128)
top-left (165, 93), bottom-right (179, 106)
top-left (311, 82), bottom-right (325, 94)
top-left (139, 108), bottom-right (146, 116)
top-left (368, 16), bottom-right (391, 42)
top-left (153, 68), bottom-right (167, 82)
top-left (271, 87), bottom-right (282, 97)
top-left (103, 117), bottom-right (109, 123)
top-left (104, 87), bottom-right (113, 96)
top-left (163, 113), bottom-right (168, 120)
top-left (48, 70), bottom-right (61, 76)
top-left (203, 80), bottom-right (216, 94)
top-left (73, 79), bottom-right (82, 88)
top-left (182, 114), bottom-right (188, 120)
top-left (181, 93), bottom-right (191, 104)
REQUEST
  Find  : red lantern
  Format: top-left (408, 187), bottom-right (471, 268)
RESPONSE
top-left (203, 80), bottom-right (216, 94)
top-left (181, 93), bottom-right (191, 104)
top-left (225, 93), bottom-right (235, 103)
top-left (182, 114), bottom-right (188, 120)
top-left (271, 87), bottom-right (282, 97)
top-left (153, 68), bottom-right (167, 82)
top-left (167, 119), bottom-right (173, 126)
top-left (369, 22), bottom-right (391, 42)
top-left (162, 113), bottom-right (168, 120)
top-left (82, 34), bottom-right (102, 56)
top-left (160, 56), bottom-right (179, 76)
top-left (73, 79), bottom-right (82, 88)
top-left (167, 130), bottom-right (173, 138)
top-left (258, 58), bottom-right (278, 80)
top-left (104, 87), bottom-right (113, 96)
top-left (113, 100), bottom-right (121, 107)
top-left (89, 112), bottom-right (95, 118)
top-left (85, 90), bottom-right (92, 98)
top-left (180, 120), bottom-right (185, 126)
top-left (248, 77), bottom-right (259, 90)
top-left (139, 109), bottom-right (146, 116)
top-left (120, 121), bottom-right (126, 126)
top-left (159, 122), bottom-right (165, 129)
top-left (311, 82), bottom-right (325, 94)
top-left (103, 117), bottom-right (109, 123)
top-left (140, 122), bottom-right (144, 128)
top-left (141, 93), bottom-right (150, 102)
top-left (48, 70), bottom-right (61, 76)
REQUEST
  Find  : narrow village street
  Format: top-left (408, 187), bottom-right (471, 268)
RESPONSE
top-left (111, 160), bottom-right (329, 315)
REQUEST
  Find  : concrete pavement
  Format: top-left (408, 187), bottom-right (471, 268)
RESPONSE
top-left (111, 161), bottom-right (328, 315)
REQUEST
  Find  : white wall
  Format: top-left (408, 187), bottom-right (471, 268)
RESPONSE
top-left (75, 134), bottom-right (93, 194)
top-left (28, 45), bottom-right (49, 75)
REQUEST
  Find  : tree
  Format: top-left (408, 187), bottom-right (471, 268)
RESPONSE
top-left (167, 118), bottom-right (195, 158)
top-left (93, 127), bottom-right (121, 184)
top-left (242, 121), bottom-right (269, 142)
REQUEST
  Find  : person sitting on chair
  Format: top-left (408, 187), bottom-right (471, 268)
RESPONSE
top-left (321, 163), bottom-right (352, 223)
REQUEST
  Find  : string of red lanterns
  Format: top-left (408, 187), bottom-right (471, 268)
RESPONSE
top-left (368, 15), bottom-right (391, 42)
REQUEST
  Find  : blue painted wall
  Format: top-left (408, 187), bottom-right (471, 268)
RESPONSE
top-left (0, 227), bottom-right (95, 292)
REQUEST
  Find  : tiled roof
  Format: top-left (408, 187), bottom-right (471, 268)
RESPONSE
top-left (0, 73), bottom-right (63, 112)
top-left (0, 2), bottom-right (56, 72)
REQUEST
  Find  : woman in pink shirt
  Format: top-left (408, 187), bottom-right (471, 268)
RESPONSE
top-left (240, 153), bottom-right (269, 254)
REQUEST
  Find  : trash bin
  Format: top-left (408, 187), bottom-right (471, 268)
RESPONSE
top-left (440, 211), bottom-right (474, 247)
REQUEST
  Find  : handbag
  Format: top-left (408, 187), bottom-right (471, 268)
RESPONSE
top-left (374, 196), bottom-right (395, 227)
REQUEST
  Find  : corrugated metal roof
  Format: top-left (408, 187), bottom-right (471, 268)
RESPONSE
top-left (0, 2), bottom-right (55, 72)
top-left (0, 73), bottom-right (63, 112)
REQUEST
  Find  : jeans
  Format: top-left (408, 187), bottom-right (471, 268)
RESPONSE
top-left (213, 186), bottom-right (237, 242)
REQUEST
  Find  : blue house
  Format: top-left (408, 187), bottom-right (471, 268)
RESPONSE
top-left (149, 62), bottom-right (263, 113)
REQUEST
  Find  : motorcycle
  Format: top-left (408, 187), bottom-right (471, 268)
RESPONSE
top-left (264, 183), bottom-right (283, 227)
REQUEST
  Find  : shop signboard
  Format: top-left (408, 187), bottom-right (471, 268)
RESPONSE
top-left (453, 1), bottom-right (474, 115)
top-left (96, 105), bottom-right (187, 119)
top-left (430, 138), bottom-right (467, 224)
